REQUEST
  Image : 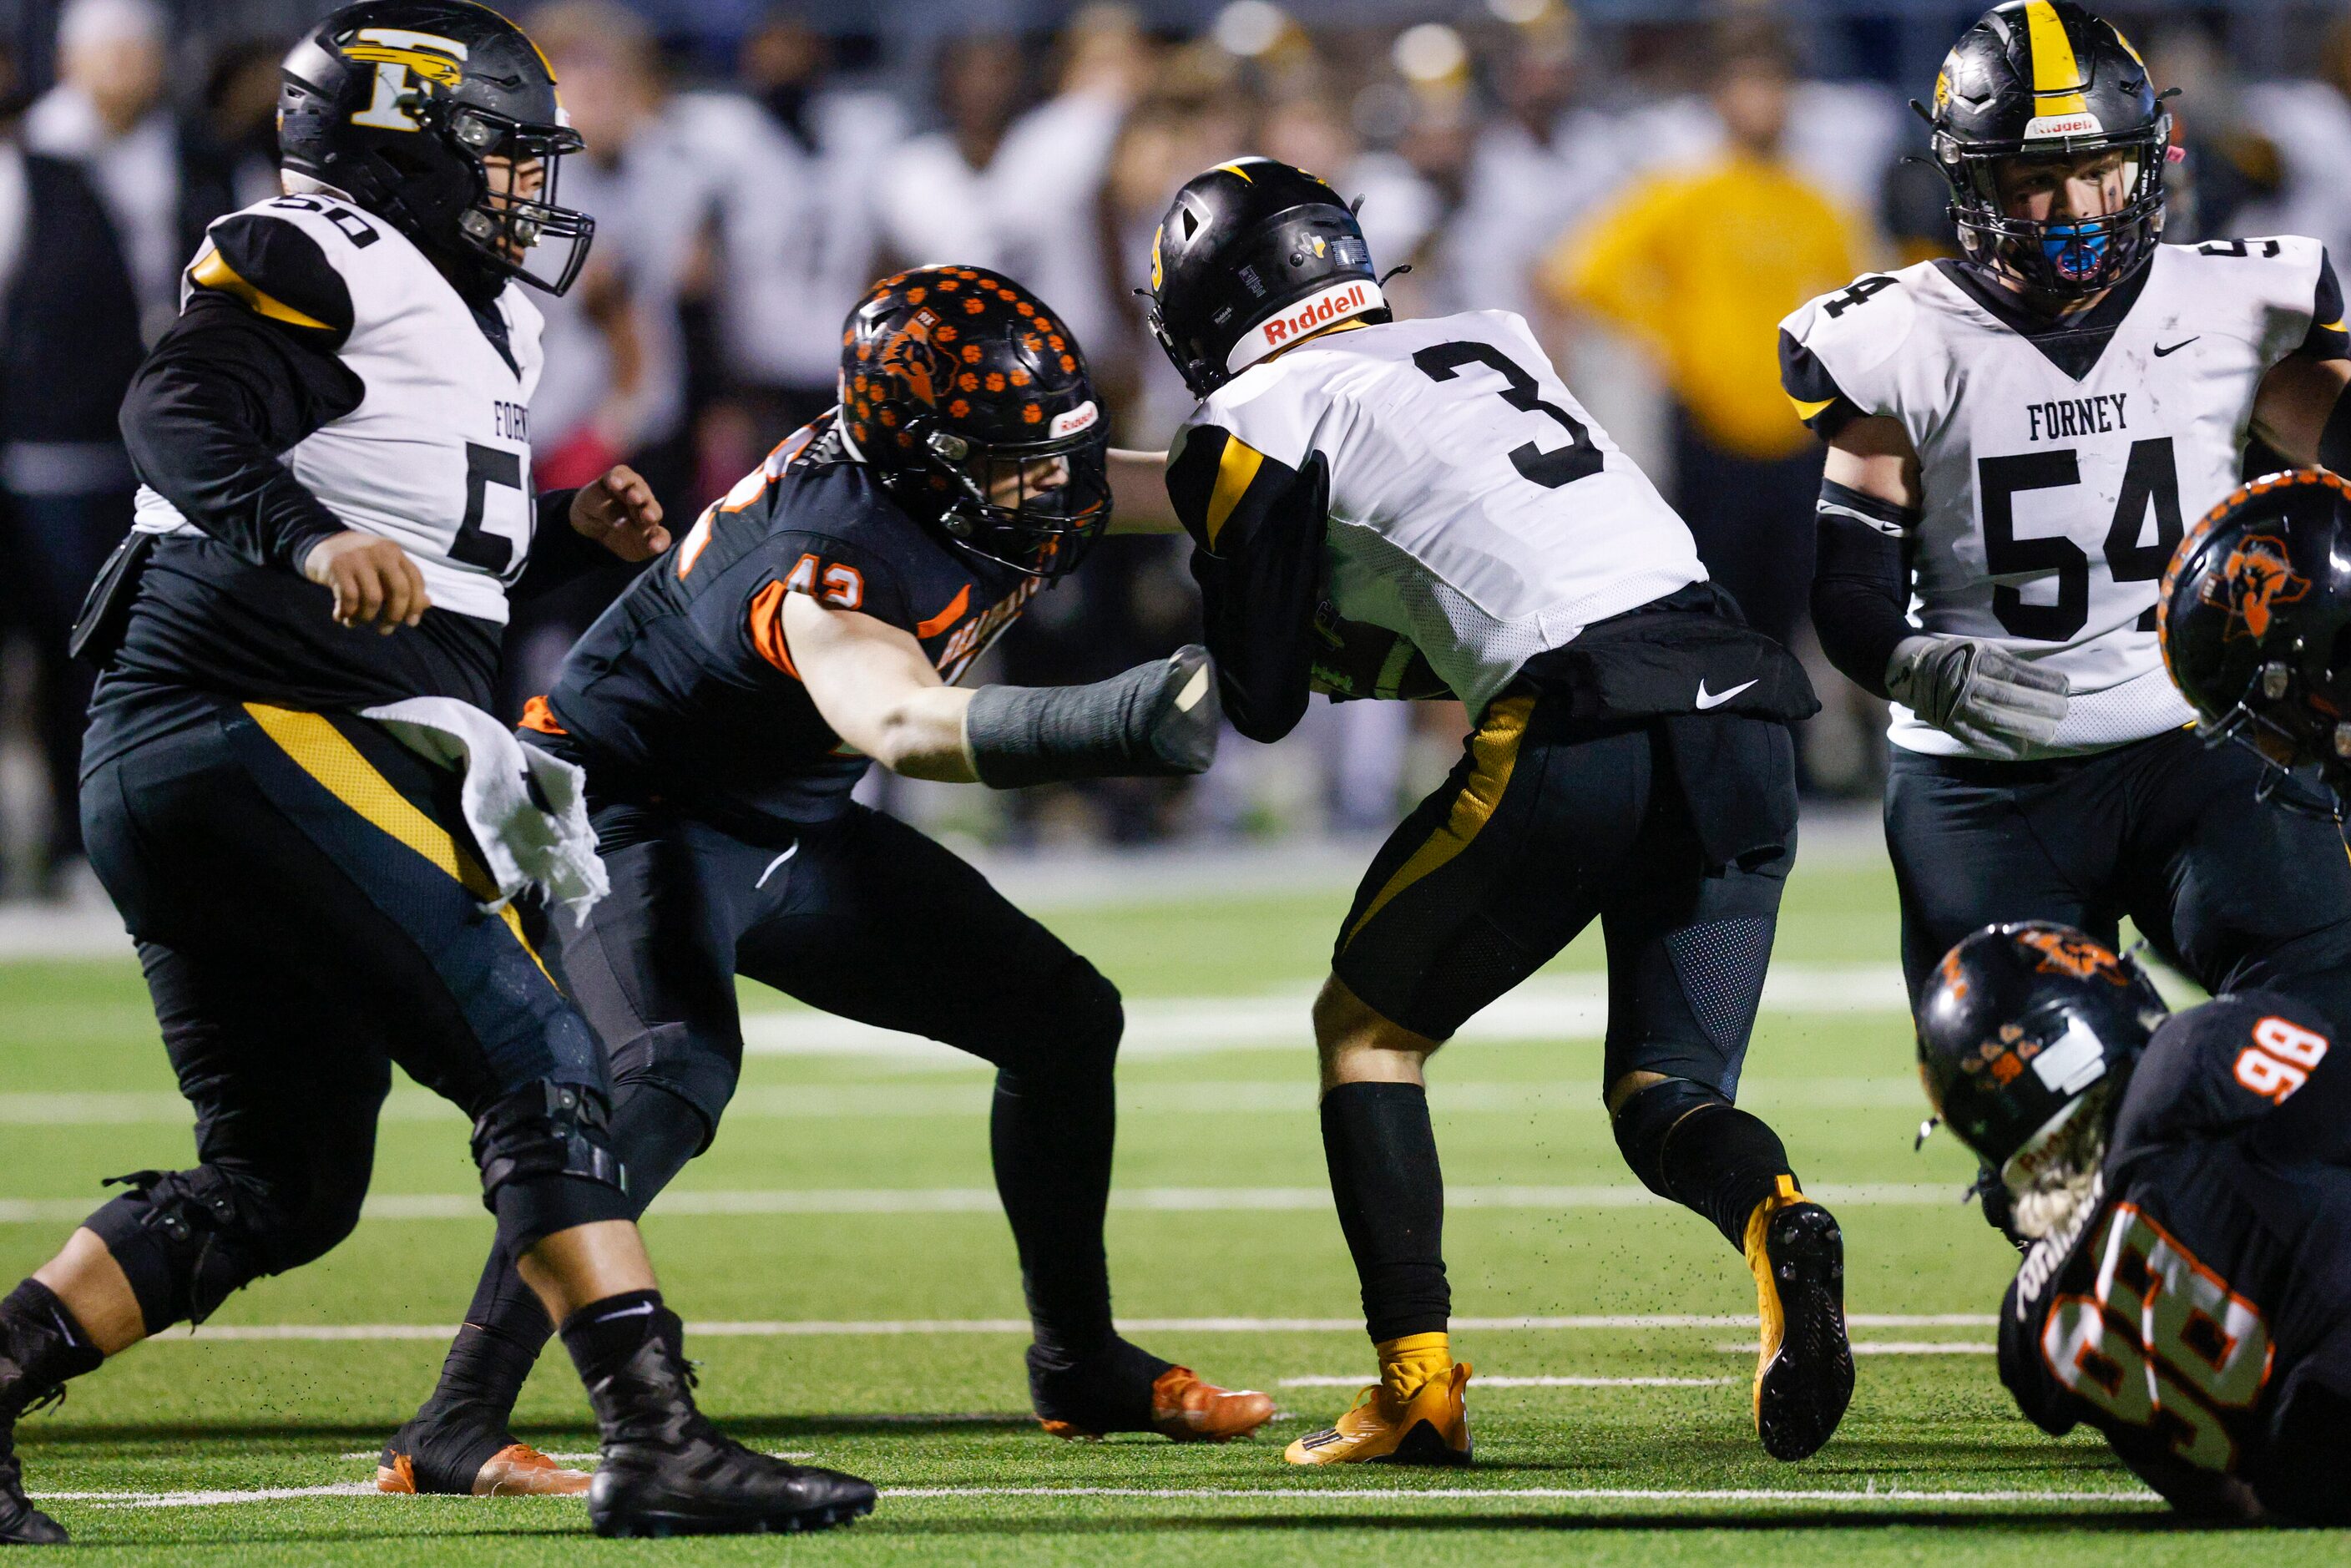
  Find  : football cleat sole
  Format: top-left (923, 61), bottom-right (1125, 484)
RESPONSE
top-left (1750, 1199), bottom-right (1855, 1462)
top-left (590, 1492), bottom-right (876, 1539)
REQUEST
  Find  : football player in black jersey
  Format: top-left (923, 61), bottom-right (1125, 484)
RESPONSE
top-left (0, 3), bottom-right (878, 1543)
top-left (1919, 921), bottom-right (2351, 1522)
top-left (376, 263), bottom-right (1262, 1498)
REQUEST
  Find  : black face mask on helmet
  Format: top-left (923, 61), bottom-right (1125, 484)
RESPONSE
top-left (1925, 0), bottom-right (2170, 299)
top-left (840, 266), bottom-right (1110, 583)
top-left (2159, 468), bottom-right (2351, 820)
top-left (277, 0), bottom-right (595, 300)
top-left (1143, 156), bottom-right (1391, 401)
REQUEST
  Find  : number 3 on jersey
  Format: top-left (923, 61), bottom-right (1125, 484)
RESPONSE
top-left (1412, 341), bottom-right (1605, 489)
top-left (1979, 438), bottom-right (2183, 640)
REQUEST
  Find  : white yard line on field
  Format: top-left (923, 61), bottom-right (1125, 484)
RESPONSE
top-left (149, 1313), bottom-right (1995, 1343)
top-left (1716, 1341), bottom-right (1994, 1355)
top-left (0, 1073), bottom-right (1944, 1126)
top-left (35, 1481), bottom-right (2162, 1511)
top-left (0, 1181), bottom-right (1969, 1225)
top-left (735, 968), bottom-right (1909, 1061)
top-left (1280, 1375), bottom-right (1738, 1388)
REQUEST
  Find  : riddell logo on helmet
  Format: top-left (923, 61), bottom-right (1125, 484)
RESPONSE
top-left (1229, 281), bottom-right (1385, 374)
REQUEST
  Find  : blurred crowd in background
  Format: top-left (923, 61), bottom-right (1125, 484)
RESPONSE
top-left (3, 0), bottom-right (2351, 895)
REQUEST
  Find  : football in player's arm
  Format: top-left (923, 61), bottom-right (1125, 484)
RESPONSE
top-left (1919, 923), bottom-right (2351, 1524)
top-left (379, 266), bottom-right (1267, 1500)
top-left (1137, 156), bottom-right (1849, 1470)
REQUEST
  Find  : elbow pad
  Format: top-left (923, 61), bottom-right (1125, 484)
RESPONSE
top-left (964, 645), bottom-right (1222, 788)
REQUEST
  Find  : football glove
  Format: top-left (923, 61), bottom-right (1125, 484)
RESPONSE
top-left (1308, 604), bottom-right (1451, 702)
top-left (1885, 635), bottom-right (2068, 758)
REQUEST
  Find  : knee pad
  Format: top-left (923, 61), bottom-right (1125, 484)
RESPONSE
top-left (470, 1080), bottom-right (627, 1205)
top-left (84, 1166), bottom-right (279, 1331)
top-left (990, 962), bottom-right (1123, 1084)
top-left (474, 1080), bottom-right (634, 1255)
top-left (1610, 1078), bottom-right (1730, 1201)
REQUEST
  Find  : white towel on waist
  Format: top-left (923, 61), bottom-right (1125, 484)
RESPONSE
top-left (361, 695), bottom-right (609, 923)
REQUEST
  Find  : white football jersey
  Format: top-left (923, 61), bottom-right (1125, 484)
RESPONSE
top-left (1782, 240), bottom-right (2342, 759)
top-left (1179, 309), bottom-right (1706, 720)
top-left (133, 195), bottom-right (545, 624)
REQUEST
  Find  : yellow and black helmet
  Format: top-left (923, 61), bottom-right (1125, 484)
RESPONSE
top-left (279, 1), bottom-right (594, 298)
top-left (1928, 1), bottom-right (2170, 296)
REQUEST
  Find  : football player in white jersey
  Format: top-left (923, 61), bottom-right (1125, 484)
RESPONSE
top-left (1780, 0), bottom-right (2351, 1035)
top-left (1130, 158), bottom-right (1853, 1467)
top-left (0, 3), bottom-right (876, 1543)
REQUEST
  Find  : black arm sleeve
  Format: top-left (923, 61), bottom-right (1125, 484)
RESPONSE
top-left (1809, 479), bottom-right (1917, 699)
top-left (510, 488), bottom-right (613, 602)
top-left (1165, 425), bottom-right (1328, 744)
top-left (118, 291), bottom-right (364, 570)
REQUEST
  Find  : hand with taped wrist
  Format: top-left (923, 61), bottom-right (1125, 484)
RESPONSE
top-left (963, 644), bottom-right (1221, 788)
top-left (1886, 635), bottom-right (2070, 758)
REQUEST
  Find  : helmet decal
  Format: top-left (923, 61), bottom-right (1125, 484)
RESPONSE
top-left (2207, 534), bottom-right (2309, 640)
top-left (2020, 0), bottom-right (2095, 136)
top-left (2015, 928), bottom-right (2129, 983)
top-left (876, 308), bottom-right (952, 409)
top-left (344, 28), bottom-right (469, 131)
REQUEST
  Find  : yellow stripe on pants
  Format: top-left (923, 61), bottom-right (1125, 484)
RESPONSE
top-left (1342, 695), bottom-right (1534, 948)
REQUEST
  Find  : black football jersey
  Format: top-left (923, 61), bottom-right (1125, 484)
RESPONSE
top-left (1999, 990), bottom-right (2351, 1513)
top-left (545, 415), bottom-right (1041, 840)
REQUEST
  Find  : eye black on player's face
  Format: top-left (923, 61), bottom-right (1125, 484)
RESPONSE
top-left (1994, 148), bottom-right (2135, 225)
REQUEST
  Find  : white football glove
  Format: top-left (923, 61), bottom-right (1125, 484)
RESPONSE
top-left (1886, 635), bottom-right (2070, 759)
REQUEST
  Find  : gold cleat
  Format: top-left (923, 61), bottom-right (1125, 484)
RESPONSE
top-left (377, 1441), bottom-right (592, 1496)
top-left (1282, 1362), bottom-right (1472, 1466)
top-left (1746, 1181), bottom-right (1855, 1461)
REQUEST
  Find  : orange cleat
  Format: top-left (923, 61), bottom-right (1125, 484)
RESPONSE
top-left (1040, 1366), bottom-right (1277, 1443)
top-left (378, 1441), bottom-right (591, 1497)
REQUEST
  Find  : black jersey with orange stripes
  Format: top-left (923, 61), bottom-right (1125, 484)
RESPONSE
top-left (1996, 991), bottom-right (2351, 1517)
top-left (543, 415), bottom-right (1039, 840)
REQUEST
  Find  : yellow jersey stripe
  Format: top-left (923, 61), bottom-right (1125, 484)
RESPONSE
top-left (2323, 318), bottom-right (2347, 335)
top-left (1203, 435), bottom-right (1267, 551)
top-left (1342, 695), bottom-right (1533, 948)
top-left (1787, 393), bottom-right (1837, 422)
top-left (242, 704), bottom-right (553, 983)
top-left (190, 248), bottom-right (334, 332)
top-left (2024, 0), bottom-right (2090, 116)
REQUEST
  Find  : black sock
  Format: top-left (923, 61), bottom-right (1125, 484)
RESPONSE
top-left (991, 1065), bottom-right (1119, 1361)
top-left (1659, 1103), bottom-right (1796, 1251)
top-left (558, 1288), bottom-right (665, 1386)
top-left (1321, 1082), bottom-right (1449, 1342)
top-left (417, 1085), bottom-right (710, 1434)
top-left (0, 1279), bottom-right (104, 1391)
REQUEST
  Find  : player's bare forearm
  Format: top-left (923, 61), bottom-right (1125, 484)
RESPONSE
top-left (1107, 448), bottom-right (1182, 534)
top-left (2251, 352), bottom-right (2351, 467)
top-left (779, 590), bottom-right (979, 781)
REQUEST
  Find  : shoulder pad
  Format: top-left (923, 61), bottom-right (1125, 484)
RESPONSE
top-left (1196, 356), bottom-right (1322, 471)
top-left (2168, 236), bottom-right (2345, 358)
top-left (1779, 270), bottom-right (1922, 437)
top-left (188, 207), bottom-right (357, 346)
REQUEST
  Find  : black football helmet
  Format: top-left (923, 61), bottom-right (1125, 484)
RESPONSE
top-left (1928, 1), bottom-right (2170, 296)
top-left (840, 266), bottom-right (1110, 581)
top-left (2159, 468), bottom-right (2351, 806)
top-left (1916, 922), bottom-right (2166, 1185)
top-left (278, 2), bottom-right (594, 299)
top-left (1145, 157), bottom-right (1390, 400)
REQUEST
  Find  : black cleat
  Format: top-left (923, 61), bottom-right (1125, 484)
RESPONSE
top-left (582, 1308), bottom-right (876, 1538)
top-left (0, 1285), bottom-right (100, 1545)
top-left (0, 1447), bottom-right (65, 1547)
top-left (1745, 1193), bottom-right (1856, 1462)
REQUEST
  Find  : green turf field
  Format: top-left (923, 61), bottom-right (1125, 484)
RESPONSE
top-left (0, 849), bottom-right (2334, 1564)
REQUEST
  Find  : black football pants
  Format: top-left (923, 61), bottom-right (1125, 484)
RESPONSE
top-left (1885, 727), bottom-right (2351, 1024)
top-left (74, 701), bottom-right (619, 1333)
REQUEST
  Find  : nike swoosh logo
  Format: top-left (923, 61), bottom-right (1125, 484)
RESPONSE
top-left (2153, 337), bottom-right (2198, 357)
top-left (1695, 679), bottom-right (1758, 711)
top-left (756, 842), bottom-right (800, 888)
